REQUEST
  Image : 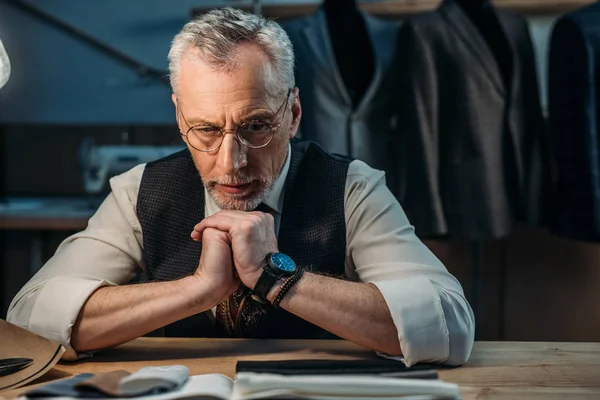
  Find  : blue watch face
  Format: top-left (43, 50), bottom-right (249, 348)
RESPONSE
top-left (270, 253), bottom-right (296, 272)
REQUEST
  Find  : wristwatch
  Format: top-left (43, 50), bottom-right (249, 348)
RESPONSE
top-left (253, 252), bottom-right (297, 300)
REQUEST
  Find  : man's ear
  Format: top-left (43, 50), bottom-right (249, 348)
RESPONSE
top-left (289, 87), bottom-right (302, 139)
top-left (172, 94), bottom-right (181, 127)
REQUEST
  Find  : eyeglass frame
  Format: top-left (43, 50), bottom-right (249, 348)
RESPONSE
top-left (176, 88), bottom-right (293, 153)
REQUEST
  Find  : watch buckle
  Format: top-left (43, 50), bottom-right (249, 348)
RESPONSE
top-left (250, 293), bottom-right (268, 304)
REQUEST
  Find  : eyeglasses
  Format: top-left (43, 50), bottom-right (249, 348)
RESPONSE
top-left (177, 89), bottom-right (292, 152)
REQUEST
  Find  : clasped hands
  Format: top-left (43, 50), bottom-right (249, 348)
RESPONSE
top-left (190, 210), bottom-right (279, 305)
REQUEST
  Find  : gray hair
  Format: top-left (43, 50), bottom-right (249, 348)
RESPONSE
top-left (168, 7), bottom-right (295, 95)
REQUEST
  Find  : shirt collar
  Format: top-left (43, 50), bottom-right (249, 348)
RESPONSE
top-left (262, 142), bottom-right (290, 214)
top-left (204, 142), bottom-right (290, 215)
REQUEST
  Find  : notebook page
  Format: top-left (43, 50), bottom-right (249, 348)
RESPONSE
top-left (232, 373), bottom-right (459, 400)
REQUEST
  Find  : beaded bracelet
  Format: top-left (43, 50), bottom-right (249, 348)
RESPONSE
top-left (272, 268), bottom-right (304, 308)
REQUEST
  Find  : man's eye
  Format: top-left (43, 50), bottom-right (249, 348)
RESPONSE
top-left (245, 121), bottom-right (270, 133)
top-left (193, 126), bottom-right (221, 136)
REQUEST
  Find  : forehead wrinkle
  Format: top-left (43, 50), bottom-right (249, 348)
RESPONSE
top-left (180, 95), bottom-right (277, 127)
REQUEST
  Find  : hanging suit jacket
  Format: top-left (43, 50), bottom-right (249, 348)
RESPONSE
top-left (548, 1), bottom-right (600, 241)
top-left (393, 0), bottom-right (548, 240)
top-left (282, 10), bottom-right (400, 194)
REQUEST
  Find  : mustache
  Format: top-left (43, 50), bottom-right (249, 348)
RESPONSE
top-left (204, 170), bottom-right (267, 186)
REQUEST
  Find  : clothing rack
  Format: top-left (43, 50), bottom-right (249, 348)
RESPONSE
top-left (192, 0), bottom-right (593, 21)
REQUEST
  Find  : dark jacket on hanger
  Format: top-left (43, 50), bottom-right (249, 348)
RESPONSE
top-left (393, 0), bottom-right (548, 240)
top-left (548, 1), bottom-right (600, 241)
top-left (282, 10), bottom-right (400, 193)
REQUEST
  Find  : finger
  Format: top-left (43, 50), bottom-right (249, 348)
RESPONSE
top-left (191, 226), bottom-right (227, 242)
top-left (192, 210), bottom-right (272, 240)
top-left (191, 227), bottom-right (214, 242)
top-left (260, 210), bottom-right (275, 227)
top-left (194, 212), bottom-right (260, 236)
top-left (194, 210), bottom-right (270, 230)
top-left (194, 215), bottom-right (236, 237)
top-left (209, 209), bottom-right (269, 221)
top-left (191, 230), bottom-right (201, 241)
top-left (211, 210), bottom-right (252, 220)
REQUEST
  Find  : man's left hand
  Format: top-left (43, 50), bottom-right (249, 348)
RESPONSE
top-left (191, 210), bottom-right (278, 289)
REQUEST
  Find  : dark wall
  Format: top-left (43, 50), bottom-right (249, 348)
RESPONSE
top-left (0, 0), bottom-right (189, 124)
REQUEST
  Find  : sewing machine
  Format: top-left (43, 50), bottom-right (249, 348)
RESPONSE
top-left (79, 137), bottom-right (185, 195)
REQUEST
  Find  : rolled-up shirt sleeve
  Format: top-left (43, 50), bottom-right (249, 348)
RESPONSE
top-left (6, 164), bottom-right (146, 359)
top-left (344, 160), bottom-right (475, 366)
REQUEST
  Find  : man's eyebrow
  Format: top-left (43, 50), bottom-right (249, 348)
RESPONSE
top-left (242, 110), bottom-right (276, 121)
top-left (185, 116), bottom-right (220, 126)
top-left (187, 112), bottom-right (273, 126)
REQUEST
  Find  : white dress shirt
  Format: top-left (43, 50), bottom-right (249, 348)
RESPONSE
top-left (7, 145), bottom-right (474, 366)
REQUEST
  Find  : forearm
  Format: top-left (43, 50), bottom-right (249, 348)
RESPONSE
top-left (269, 272), bottom-right (401, 356)
top-left (72, 276), bottom-right (213, 352)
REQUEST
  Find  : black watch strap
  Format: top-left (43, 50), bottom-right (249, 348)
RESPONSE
top-left (272, 267), bottom-right (304, 308)
top-left (253, 267), bottom-right (280, 300)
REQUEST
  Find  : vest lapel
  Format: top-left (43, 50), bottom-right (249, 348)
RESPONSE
top-left (139, 150), bottom-right (205, 281)
top-left (278, 142), bottom-right (347, 274)
top-left (301, 9), bottom-right (352, 108)
top-left (355, 12), bottom-right (384, 115)
top-left (440, 0), bottom-right (505, 96)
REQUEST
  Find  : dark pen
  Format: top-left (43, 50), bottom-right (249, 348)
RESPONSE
top-left (0, 358), bottom-right (34, 377)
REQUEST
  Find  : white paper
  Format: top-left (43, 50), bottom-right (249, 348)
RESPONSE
top-left (239, 394), bottom-right (453, 400)
top-left (232, 373), bottom-right (460, 400)
top-left (119, 365), bottom-right (190, 396)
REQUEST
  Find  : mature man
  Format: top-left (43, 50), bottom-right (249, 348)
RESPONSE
top-left (8, 8), bottom-right (474, 366)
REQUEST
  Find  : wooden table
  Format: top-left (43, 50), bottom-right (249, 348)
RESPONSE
top-left (3, 339), bottom-right (600, 399)
top-left (0, 198), bottom-right (97, 231)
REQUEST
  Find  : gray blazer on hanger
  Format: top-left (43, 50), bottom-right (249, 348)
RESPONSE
top-left (393, 0), bottom-right (549, 239)
top-left (282, 9), bottom-right (400, 190)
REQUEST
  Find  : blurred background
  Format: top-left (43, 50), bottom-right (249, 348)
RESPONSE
top-left (1, 0), bottom-right (599, 343)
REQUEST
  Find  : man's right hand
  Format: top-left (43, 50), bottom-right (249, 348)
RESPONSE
top-left (70, 227), bottom-right (239, 352)
top-left (193, 227), bottom-right (239, 306)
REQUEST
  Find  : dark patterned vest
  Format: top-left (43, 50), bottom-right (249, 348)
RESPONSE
top-left (136, 140), bottom-right (350, 338)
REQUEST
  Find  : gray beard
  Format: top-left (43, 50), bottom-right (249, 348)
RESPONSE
top-left (206, 182), bottom-right (273, 211)
top-left (201, 147), bottom-right (288, 211)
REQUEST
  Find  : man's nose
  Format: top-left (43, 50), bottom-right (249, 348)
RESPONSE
top-left (216, 132), bottom-right (248, 175)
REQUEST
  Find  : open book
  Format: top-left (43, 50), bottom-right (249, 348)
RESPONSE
top-left (23, 372), bottom-right (460, 400)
